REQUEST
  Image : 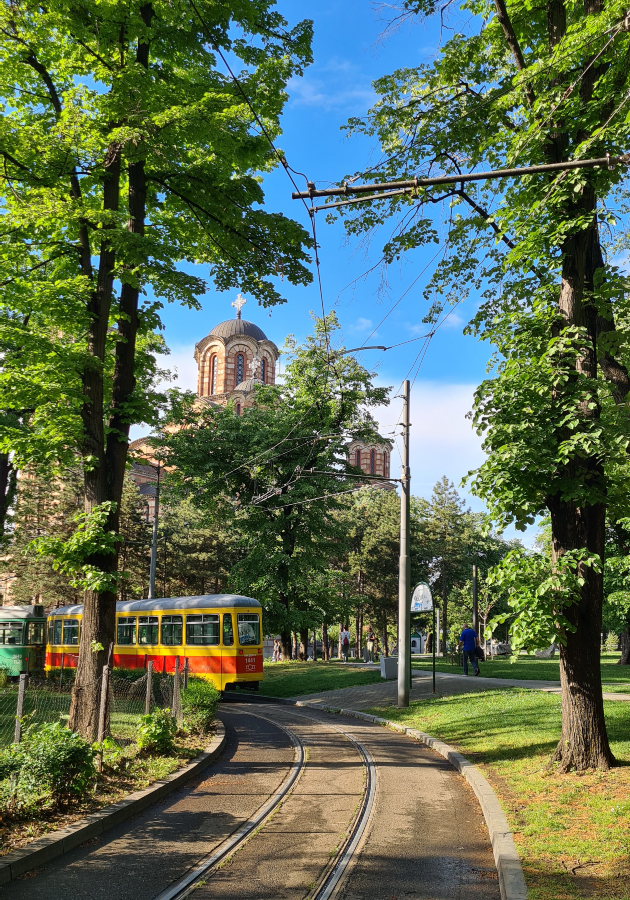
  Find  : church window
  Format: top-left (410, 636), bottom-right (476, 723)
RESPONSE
top-left (236, 353), bottom-right (244, 383)
top-left (210, 355), bottom-right (217, 394)
top-left (260, 358), bottom-right (266, 382)
top-left (384, 452), bottom-right (389, 478)
top-left (370, 450), bottom-right (375, 474)
top-left (236, 403), bottom-right (241, 417)
top-left (355, 449), bottom-right (361, 468)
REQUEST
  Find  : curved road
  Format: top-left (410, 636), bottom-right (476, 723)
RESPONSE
top-left (2, 704), bottom-right (500, 900)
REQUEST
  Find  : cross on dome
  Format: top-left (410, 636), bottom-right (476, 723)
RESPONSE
top-left (231, 294), bottom-right (247, 319)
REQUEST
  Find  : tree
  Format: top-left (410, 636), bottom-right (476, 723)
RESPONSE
top-left (341, 0), bottom-right (630, 770)
top-left (161, 315), bottom-right (389, 659)
top-left (0, 0), bottom-right (313, 737)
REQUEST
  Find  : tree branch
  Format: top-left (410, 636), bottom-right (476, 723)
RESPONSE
top-left (492, 0), bottom-right (537, 107)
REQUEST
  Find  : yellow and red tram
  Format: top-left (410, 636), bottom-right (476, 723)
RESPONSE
top-left (46, 595), bottom-right (263, 692)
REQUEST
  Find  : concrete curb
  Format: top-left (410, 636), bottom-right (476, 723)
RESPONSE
top-left (295, 701), bottom-right (527, 900)
top-left (0, 722), bottom-right (227, 886)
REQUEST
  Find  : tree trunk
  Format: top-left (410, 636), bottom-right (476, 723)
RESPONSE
top-left (425, 630), bottom-right (433, 654)
top-left (299, 628), bottom-right (308, 661)
top-left (381, 613), bottom-right (389, 657)
top-left (548, 498), bottom-right (614, 771)
top-left (322, 621), bottom-right (329, 661)
top-left (279, 629), bottom-right (291, 661)
top-left (312, 629), bottom-right (317, 662)
top-left (0, 453), bottom-right (17, 539)
top-left (355, 610), bottom-right (362, 659)
top-left (441, 563), bottom-right (448, 655)
top-left (618, 629), bottom-right (630, 665)
top-left (338, 621), bottom-right (343, 660)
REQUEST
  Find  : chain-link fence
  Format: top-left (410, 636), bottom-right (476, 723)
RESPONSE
top-left (0, 663), bottom-right (186, 750)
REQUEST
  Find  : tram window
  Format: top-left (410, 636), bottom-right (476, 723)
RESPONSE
top-left (117, 617), bottom-right (137, 646)
top-left (237, 614), bottom-right (260, 646)
top-left (0, 622), bottom-right (23, 645)
top-left (161, 615), bottom-right (183, 646)
top-left (186, 614), bottom-right (219, 646)
top-left (138, 616), bottom-right (159, 645)
top-left (63, 619), bottom-right (79, 645)
top-left (222, 614), bottom-right (234, 646)
top-left (49, 620), bottom-right (62, 646)
top-left (26, 622), bottom-right (45, 646)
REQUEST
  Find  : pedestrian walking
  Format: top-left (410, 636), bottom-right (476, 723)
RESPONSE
top-left (272, 638), bottom-right (281, 662)
top-left (458, 624), bottom-right (480, 676)
top-left (340, 626), bottom-right (351, 662)
top-left (366, 629), bottom-right (375, 663)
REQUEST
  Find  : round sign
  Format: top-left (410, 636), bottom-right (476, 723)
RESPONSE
top-left (411, 582), bottom-right (433, 612)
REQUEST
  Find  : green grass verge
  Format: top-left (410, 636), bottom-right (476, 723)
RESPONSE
top-left (260, 661), bottom-right (382, 698)
top-left (411, 652), bottom-right (630, 684)
top-left (365, 689), bottom-right (630, 900)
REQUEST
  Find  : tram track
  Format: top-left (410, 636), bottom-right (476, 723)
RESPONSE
top-left (153, 706), bottom-right (377, 900)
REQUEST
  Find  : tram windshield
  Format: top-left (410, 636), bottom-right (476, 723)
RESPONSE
top-left (26, 622), bottom-right (45, 646)
top-left (0, 622), bottom-right (23, 645)
top-left (237, 614), bottom-right (260, 646)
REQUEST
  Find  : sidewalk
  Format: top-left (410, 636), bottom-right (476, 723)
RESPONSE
top-left (292, 669), bottom-right (630, 709)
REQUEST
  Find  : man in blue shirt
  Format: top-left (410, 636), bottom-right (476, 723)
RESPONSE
top-left (458, 624), bottom-right (480, 676)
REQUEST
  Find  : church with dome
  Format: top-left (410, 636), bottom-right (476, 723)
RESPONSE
top-left (129, 296), bottom-right (392, 515)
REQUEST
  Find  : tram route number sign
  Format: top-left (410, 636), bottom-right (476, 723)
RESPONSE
top-left (245, 656), bottom-right (257, 672)
top-left (411, 582), bottom-right (433, 612)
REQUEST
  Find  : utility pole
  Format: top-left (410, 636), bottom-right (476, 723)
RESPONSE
top-left (398, 380), bottom-right (411, 707)
top-left (472, 564), bottom-right (478, 634)
top-left (148, 462), bottom-right (161, 600)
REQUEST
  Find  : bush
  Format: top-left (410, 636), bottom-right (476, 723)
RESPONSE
top-left (137, 708), bottom-right (177, 753)
top-left (0, 722), bottom-right (96, 807)
top-left (604, 632), bottom-right (620, 653)
top-left (181, 678), bottom-right (220, 735)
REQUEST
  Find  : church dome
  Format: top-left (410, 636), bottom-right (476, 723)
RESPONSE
top-left (234, 377), bottom-right (263, 393)
top-left (209, 318), bottom-right (268, 342)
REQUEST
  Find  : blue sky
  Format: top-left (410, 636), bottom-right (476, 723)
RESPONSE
top-left (146, 1), bottom-right (534, 543)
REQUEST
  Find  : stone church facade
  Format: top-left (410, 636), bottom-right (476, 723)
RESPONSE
top-left (129, 296), bottom-right (393, 513)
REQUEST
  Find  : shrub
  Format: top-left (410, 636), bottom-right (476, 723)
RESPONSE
top-left (137, 708), bottom-right (177, 753)
top-left (181, 678), bottom-right (220, 735)
top-left (604, 632), bottom-right (620, 653)
top-left (0, 722), bottom-right (96, 806)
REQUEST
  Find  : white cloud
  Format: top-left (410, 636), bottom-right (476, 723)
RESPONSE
top-left (348, 317), bottom-right (373, 333)
top-left (287, 72), bottom-right (375, 111)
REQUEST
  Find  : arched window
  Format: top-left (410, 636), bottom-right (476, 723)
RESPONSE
top-left (260, 358), bottom-right (266, 382)
top-left (210, 355), bottom-right (217, 395)
top-left (384, 452), bottom-right (389, 478)
top-left (236, 353), bottom-right (244, 384)
top-left (355, 449), bottom-right (361, 468)
top-left (370, 449), bottom-right (375, 475)
top-left (236, 403), bottom-right (241, 417)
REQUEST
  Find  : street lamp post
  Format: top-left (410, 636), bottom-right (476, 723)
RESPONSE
top-left (148, 462), bottom-right (161, 600)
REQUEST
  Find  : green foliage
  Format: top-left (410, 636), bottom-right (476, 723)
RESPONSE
top-left (181, 679), bottom-right (220, 734)
top-left (137, 708), bottom-right (177, 754)
top-left (32, 502), bottom-right (122, 593)
top-left (487, 547), bottom-right (602, 653)
top-left (0, 723), bottom-right (96, 806)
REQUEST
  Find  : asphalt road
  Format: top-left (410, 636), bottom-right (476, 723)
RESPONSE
top-left (1, 704), bottom-right (500, 900)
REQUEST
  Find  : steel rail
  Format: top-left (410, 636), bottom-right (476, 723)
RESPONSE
top-left (267, 707), bottom-right (378, 900)
top-left (151, 713), bottom-right (306, 900)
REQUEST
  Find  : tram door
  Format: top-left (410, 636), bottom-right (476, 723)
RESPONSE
top-left (221, 613), bottom-right (236, 687)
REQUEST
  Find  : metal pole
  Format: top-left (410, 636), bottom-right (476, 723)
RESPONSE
top-left (183, 658), bottom-right (189, 691)
top-left (14, 673), bottom-right (28, 744)
top-left (148, 463), bottom-right (161, 600)
top-left (432, 604), bottom-right (436, 694)
top-left (145, 660), bottom-right (153, 715)
top-left (397, 380), bottom-right (411, 708)
top-left (59, 651), bottom-right (64, 693)
top-left (472, 564), bottom-right (479, 634)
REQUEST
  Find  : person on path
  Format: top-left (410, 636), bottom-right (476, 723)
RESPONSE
top-left (458, 624), bottom-right (480, 676)
top-left (272, 638), bottom-right (281, 662)
top-left (366, 630), bottom-right (375, 663)
top-left (340, 626), bottom-right (351, 662)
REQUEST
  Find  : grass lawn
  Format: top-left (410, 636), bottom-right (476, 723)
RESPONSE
top-left (366, 689), bottom-right (630, 900)
top-left (258, 660), bottom-right (382, 698)
top-left (411, 651), bottom-right (630, 685)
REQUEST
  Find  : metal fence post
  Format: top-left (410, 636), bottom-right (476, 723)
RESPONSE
top-left (183, 657), bottom-right (189, 691)
top-left (96, 664), bottom-right (110, 773)
top-left (173, 657), bottom-right (182, 726)
top-left (145, 660), bottom-right (153, 716)
top-left (13, 673), bottom-right (28, 744)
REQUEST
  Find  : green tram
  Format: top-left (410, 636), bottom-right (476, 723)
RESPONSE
top-left (0, 605), bottom-right (46, 675)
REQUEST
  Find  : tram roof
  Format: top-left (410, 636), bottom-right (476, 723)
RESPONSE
top-left (49, 595), bottom-right (262, 617)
